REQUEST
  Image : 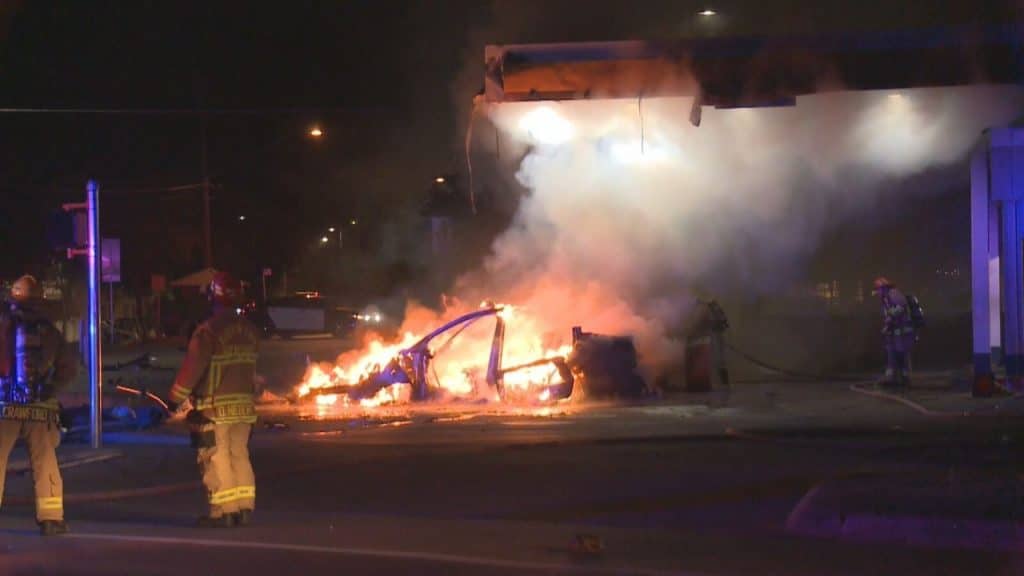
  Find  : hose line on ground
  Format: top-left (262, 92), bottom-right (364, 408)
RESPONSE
top-left (723, 341), bottom-right (865, 383)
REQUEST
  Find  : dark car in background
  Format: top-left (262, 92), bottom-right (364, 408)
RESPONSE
top-left (245, 294), bottom-right (360, 339)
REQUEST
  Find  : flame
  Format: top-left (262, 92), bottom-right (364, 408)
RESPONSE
top-left (315, 394), bottom-right (339, 406)
top-left (359, 383), bottom-right (411, 408)
top-left (295, 299), bottom-right (573, 408)
top-left (297, 332), bottom-right (420, 398)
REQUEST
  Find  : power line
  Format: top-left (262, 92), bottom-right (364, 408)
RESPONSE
top-left (105, 183), bottom-right (207, 195)
top-left (0, 106), bottom-right (378, 115)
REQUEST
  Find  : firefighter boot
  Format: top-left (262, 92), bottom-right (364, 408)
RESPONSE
top-left (39, 520), bottom-right (69, 536)
top-left (197, 515), bottom-right (236, 528)
top-left (233, 509), bottom-right (253, 527)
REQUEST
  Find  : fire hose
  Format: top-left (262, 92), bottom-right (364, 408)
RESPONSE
top-left (723, 341), bottom-right (1013, 417)
top-left (114, 383), bottom-right (170, 411)
top-left (723, 341), bottom-right (865, 383)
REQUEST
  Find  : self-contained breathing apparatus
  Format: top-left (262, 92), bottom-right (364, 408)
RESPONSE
top-left (0, 304), bottom-right (57, 406)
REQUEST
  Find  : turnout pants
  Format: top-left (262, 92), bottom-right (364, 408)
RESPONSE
top-left (0, 419), bottom-right (64, 521)
top-left (885, 348), bottom-right (911, 385)
top-left (884, 334), bottom-right (914, 386)
top-left (195, 422), bottom-right (255, 518)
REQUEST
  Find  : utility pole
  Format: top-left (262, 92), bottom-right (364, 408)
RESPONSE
top-left (200, 113), bottom-right (213, 268)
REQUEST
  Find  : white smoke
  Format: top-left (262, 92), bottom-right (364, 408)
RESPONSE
top-left (458, 85), bottom-right (1024, 371)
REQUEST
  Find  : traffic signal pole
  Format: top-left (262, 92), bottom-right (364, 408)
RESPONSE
top-left (64, 180), bottom-right (103, 449)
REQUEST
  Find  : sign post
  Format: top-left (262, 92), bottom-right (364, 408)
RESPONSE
top-left (101, 239), bottom-right (121, 344)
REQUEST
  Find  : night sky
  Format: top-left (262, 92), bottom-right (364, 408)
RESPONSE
top-left (0, 0), bottom-right (1019, 292)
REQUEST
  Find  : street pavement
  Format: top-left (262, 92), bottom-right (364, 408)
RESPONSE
top-left (1, 338), bottom-right (1023, 575)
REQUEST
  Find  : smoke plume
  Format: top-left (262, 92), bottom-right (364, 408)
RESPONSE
top-left (443, 85), bottom-right (1024, 375)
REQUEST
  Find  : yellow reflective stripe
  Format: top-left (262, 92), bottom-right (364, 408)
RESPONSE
top-left (232, 486), bottom-right (255, 501)
top-left (37, 497), bottom-right (63, 510)
top-left (212, 415), bottom-right (257, 424)
top-left (169, 383), bottom-right (192, 402)
top-left (212, 404), bottom-right (255, 419)
top-left (209, 488), bottom-right (237, 505)
top-left (205, 362), bottom-right (222, 396)
top-left (1, 405), bottom-right (58, 422)
top-left (205, 354), bottom-right (256, 396)
top-left (211, 352), bottom-right (258, 363)
top-left (194, 394), bottom-right (254, 410)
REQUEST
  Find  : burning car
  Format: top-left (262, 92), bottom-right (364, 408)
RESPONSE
top-left (296, 303), bottom-right (648, 408)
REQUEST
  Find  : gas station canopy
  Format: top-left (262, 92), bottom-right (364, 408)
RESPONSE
top-left (484, 26), bottom-right (1023, 106)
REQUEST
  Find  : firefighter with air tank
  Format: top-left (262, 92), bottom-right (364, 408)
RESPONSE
top-left (168, 272), bottom-right (261, 528)
top-left (0, 275), bottom-right (74, 536)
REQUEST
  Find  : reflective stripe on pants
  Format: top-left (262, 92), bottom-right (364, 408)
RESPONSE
top-left (0, 419), bottom-right (64, 521)
top-left (196, 422), bottom-right (255, 517)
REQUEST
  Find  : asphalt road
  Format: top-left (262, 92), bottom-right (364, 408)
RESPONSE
top-left (3, 339), bottom-right (1023, 575)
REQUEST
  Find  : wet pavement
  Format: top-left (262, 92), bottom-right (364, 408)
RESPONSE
top-left (2, 339), bottom-right (1023, 575)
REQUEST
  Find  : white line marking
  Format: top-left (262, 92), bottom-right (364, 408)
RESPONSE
top-left (66, 532), bottom-right (701, 575)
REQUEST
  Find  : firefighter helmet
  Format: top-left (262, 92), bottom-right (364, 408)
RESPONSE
top-left (10, 275), bottom-right (40, 303)
top-left (208, 272), bottom-right (242, 306)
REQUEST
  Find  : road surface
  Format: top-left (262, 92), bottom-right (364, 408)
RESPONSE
top-left (2, 338), bottom-right (1021, 575)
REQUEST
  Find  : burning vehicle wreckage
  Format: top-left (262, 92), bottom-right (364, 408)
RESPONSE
top-left (295, 303), bottom-right (648, 409)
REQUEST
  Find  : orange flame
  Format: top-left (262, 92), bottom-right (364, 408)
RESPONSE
top-left (296, 300), bottom-right (572, 407)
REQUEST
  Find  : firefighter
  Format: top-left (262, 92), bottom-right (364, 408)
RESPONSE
top-left (693, 298), bottom-right (730, 387)
top-left (872, 277), bottom-right (914, 388)
top-left (168, 272), bottom-right (259, 528)
top-left (705, 299), bottom-right (730, 387)
top-left (0, 275), bottom-right (72, 536)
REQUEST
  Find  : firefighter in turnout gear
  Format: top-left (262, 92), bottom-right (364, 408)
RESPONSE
top-left (168, 272), bottom-right (260, 528)
top-left (0, 275), bottom-right (73, 536)
top-left (873, 277), bottom-right (915, 388)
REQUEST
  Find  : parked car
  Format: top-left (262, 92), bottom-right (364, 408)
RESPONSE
top-left (245, 295), bottom-right (360, 339)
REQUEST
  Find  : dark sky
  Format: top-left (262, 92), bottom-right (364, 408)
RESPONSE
top-left (0, 0), bottom-right (1019, 286)
top-left (0, 1), bottom-right (483, 283)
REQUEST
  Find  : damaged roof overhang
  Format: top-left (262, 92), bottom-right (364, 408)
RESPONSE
top-left (483, 25), bottom-right (1024, 106)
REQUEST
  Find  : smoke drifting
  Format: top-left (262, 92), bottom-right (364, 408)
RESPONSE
top-left (440, 86), bottom-right (1023, 373)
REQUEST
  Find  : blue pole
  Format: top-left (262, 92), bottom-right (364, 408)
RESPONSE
top-left (970, 144), bottom-right (992, 390)
top-left (87, 180), bottom-right (102, 449)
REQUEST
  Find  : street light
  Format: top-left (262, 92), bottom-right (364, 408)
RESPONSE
top-left (350, 219), bottom-right (357, 225)
top-left (238, 215), bottom-right (247, 222)
top-left (320, 236), bottom-right (329, 243)
top-left (328, 227), bottom-right (336, 233)
top-left (435, 176), bottom-right (445, 184)
top-left (698, 9), bottom-right (717, 16)
top-left (309, 127), bottom-right (324, 138)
